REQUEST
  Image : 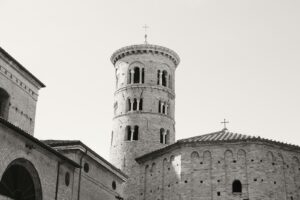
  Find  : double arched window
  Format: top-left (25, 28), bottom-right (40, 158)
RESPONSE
top-left (127, 98), bottom-right (143, 112)
top-left (128, 67), bottom-right (145, 84)
top-left (160, 128), bottom-right (170, 144)
top-left (126, 126), bottom-right (139, 141)
top-left (158, 100), bottom-right (169, 115)
top-left (0, 88), bottom-right (10, 120)
top-left (232, 180), bottom-right (242, 193)
top-left (157, 70), bottom-right (171, 88)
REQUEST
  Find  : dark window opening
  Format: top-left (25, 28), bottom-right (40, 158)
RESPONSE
top-left (126, 126), bottom-right (132, 141)
top-left (133, 67), bottom-right (140, 83)
top-left (133, 99), bottom-right (138, 111)
top-left (162, 70), bottom-right (167, 86)
top-left (158, 100), bottom-right (161, 113)
top-left (0, 88), bottom-right (10, 119)
top-left (112, 181), bottom-right (117, 190)
top-left (142, 68), bottom-right (145, 83)
top-left (139, 99), bottom-right (143, 110)
top-left (232, 180), bottom-right (242, 193)
top-left (160, 128), bottom-right (164, 144)
top-left (157, 70), bottom-right (160, 85)
top-left (127, 99), bottom-right (131, 111)
top-left (133, 126), bottom-right (139, 140)
top-left (84, 163), bottom-right (89, 173)
top-left (165, 130), bottom-right (170, 144)
top-left (65, 172), bottom-right (70, 186)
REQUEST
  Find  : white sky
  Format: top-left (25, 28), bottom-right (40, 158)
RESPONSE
top-left (0, 0), bottom-right (299, 160)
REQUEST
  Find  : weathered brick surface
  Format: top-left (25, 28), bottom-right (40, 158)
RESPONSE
top-left (139, 142), bottom-right (300, 200)
top-left (0, 51), bottom-right (41, 135)
top-left (110, 44), bottom-right (179, 200)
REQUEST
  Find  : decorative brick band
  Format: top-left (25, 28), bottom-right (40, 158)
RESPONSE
top-left (111, 44), bottom-right (180, 67)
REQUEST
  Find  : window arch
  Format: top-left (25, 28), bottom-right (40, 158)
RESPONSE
top-left (160, 128), bottom-right (165, 143)
top-left (162, 70), bottom-right (168, 87)
top-left (160, 128), bottom-right (170, 144)
top-left (125, 126), bottom-right (139, 141)
top-left (0, 88), bottom-right (10, 119)
top-left (127, 98), bottom-right (131, 112)
top-left (126, 126), bottom-right (132, 141)
top-left (133, 126), bottom-right (139, 140)
top-left (232, 180), bottom-right (242, 193)
top-left (139, 98), bottom-right (143, 111)
top-left (133, 99), bottom-right (138, 111)
top-left (133, 67), bottom-right (140, 83)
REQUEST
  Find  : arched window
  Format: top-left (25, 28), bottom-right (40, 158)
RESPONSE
top-left (139, 98), bottom-right (143, 111)
top-left (158, 100), bottom-right (161, 113)
top-left (126, 126), bottom-right (132, 141)
top-left (160, 128), bottom-right (165, 144)
top-left (133, 99), bottom-right (138, 111)
top-left (162, 70), bottom-right (168, 87)
top-left (142, 68), bottom-right (145, 83)
top-left (157, 70), bottom-right (160, 85)
top-left (0, 88), bottom-right (9, 120)
top-left (165, 130), bottom-right (170, 144)
top-left (133, 67), bottom-right (140, 83)
top-left (162, 104), bottom-right (165, 114)
top-left (127, 99), bottom-right (131, 112)
top-left (232, 180), bottom-right (242, 193)
top-left (133, 126), bottom-right (139, 140)
top-left (169, 74), bottom-right (172, 89)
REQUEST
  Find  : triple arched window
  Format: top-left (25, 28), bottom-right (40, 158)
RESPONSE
top-left (128, 67), bottom-right (145, 84)
top-left (127, 98), bottom-right (143, 112)
top-left (125, 126), bottom-right (139, 141)
top-left (160, 128), bottom-right (170, 144)
top-left (158, 100), bottom-right (169, 115)
top-left (0, 88), bottom-right (10, 120)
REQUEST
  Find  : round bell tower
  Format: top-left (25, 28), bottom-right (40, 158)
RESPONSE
top-left (109, 44), bottom-right (180, 200)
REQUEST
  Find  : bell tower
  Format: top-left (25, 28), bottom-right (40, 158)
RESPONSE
top-left (109, 44), bottom-right (180, 200)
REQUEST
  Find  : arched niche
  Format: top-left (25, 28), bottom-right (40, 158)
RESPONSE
top-left (0, 158), bottom-right (42, 200)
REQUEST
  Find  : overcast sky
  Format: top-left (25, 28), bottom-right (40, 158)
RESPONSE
top-left (0, 0), bottom-right (299, 160)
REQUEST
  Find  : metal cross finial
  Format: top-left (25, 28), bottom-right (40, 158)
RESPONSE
top-left (143, 24), bottom-right (149, 44)
top-left (221, 119), bottom-right (229, 129)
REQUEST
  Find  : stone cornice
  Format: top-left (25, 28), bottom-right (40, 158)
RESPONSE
top-left (114, 85), bottom-right (175, 98)
top-left (113, 111), bottom-right (175, 123)
top-left (0, 47), bottom-right (45, 89)
top-left (136, 137), bottom-right (300, 163)
top-left (111, 44), bottom-right (180, 67)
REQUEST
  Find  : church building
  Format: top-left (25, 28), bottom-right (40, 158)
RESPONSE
top-left (109, 43), bottom-right (300, 200)
top-left (0, 40), bottom-right (299, 200)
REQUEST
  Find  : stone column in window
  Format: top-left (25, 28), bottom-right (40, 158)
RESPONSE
top-left (130, 99), bottom-right (134, 112)
top-left (162, 130), bottom-right (166, 144)
top-left (130, 69), bottom-right (135, 84)
top-left (130, 126), bottom-right (134, 141)
top-left (166, 74), bottom-right (169, 88)
top-left (165, 104), bottom-right (168, 115)
top-left (139, 69), bottom-right (142, 84)
top-left (137, 99), bottom-right (140, 111)
top-left (160, 102), bottom-right (164, 114)
top-left (159, 71), bottom-right (163, 85)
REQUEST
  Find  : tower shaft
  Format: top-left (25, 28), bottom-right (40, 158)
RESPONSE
top-left (109, 44), bottom-right (180, 200)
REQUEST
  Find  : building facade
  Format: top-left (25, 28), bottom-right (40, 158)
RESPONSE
top-left (109, 43), bottom-right (300, 200)
top-left (0, 47), bottom-right (127, 200)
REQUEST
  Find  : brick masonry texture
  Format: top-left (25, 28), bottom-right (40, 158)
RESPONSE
top-left (138, 141), bottom-right (300, 200)
top-left (110, 44), bottom-right (179, 200)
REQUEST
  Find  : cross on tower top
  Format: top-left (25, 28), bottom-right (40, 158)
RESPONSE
top-left (143, 24), bottom-right (149, 44)
top-left (221, 119), bottom-right (229, 130)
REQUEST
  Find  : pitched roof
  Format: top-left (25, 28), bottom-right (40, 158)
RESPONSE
top-left (136, 129), bottom-right (300, 163)
top-left (178, 129), bottom-right (253, 143)
top-left (0, 118), bottom-right (79, 168)
top-left (0, 47), bottom-right (45, 88)
top-left (42, 139), bottom-right (128, 180)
